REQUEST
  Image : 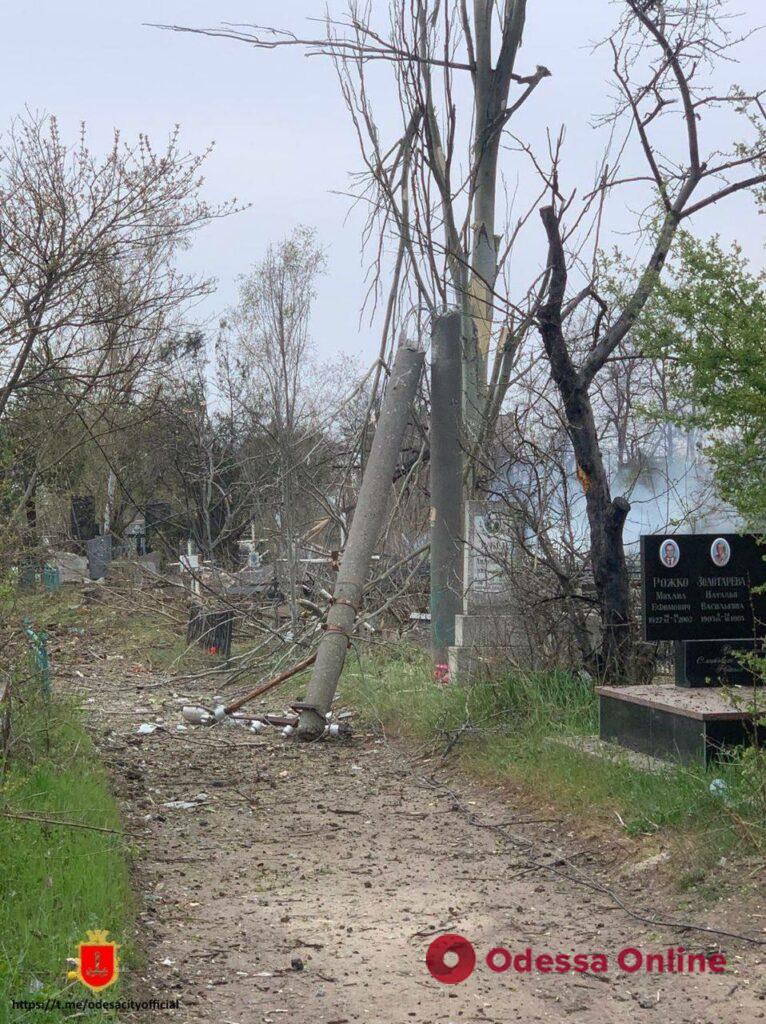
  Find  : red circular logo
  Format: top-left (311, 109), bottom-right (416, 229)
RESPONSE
top-left (426, 933), bottom-right (476, 984)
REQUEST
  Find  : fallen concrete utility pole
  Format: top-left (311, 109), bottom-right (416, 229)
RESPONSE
top-left (297, 339), bottom-right (425, 740)
top-left (183, 707), bottom-right (299, 729)
top-left (429, 310), bottom-right (463, 675)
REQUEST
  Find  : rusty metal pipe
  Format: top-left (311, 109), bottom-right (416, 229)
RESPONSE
top-left (222, 652), bottom-right (317, 716)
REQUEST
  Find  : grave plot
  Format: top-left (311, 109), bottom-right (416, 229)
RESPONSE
top-left (597, 533), bottom-right (766, 765)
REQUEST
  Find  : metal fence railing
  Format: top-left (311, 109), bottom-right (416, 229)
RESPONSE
top-left (23, 618), bottom-right (51, 698)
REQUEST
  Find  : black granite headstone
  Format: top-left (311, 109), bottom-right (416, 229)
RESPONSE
top-left (641, 533), bottom-right (766, 641)
top-left (145, 500), bottom-right (175, 551)
top-left (71, 496), bottom-right (98, 545)
top-left (673, 639), bottom-right (762, 687)
top-left (86, 534), bottom-right (113, 580)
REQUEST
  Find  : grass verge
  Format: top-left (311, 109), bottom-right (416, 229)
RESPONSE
top-left (0, 650), bottom-right (132, 1022)
top-left (340, 649), bottom-right (766, 887)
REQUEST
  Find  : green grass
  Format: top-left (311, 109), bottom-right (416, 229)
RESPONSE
top-left (340, 650), bottom-right (766, 878)
top-left (109, 611), bottom-right (209, 672)
top-left (14, 585), bottom-right (213, 674)
top-left (340, 648), bottom-right (596, 747)
top-left (0, 679), bottom-right (133, 1023)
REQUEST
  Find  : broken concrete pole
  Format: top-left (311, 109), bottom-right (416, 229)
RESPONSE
top-left (297, 340), bottom-right (425, 739)
top-left (430, 310), bottom-right (463, 670)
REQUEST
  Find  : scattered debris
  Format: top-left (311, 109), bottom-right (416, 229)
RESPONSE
top-left (710, 778), bottom-right (731, 804)
top-left (183, 706), bottom-right (214, 725)
top-left (625, 851), bottom-right (671, 876)
top-left (637, 995), bottom-right (657, 1009)
top-left (162, 793), bottom-right (208, 811)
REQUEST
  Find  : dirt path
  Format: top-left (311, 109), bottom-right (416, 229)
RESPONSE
top-left (64, 652), bottom-right (766, 1024)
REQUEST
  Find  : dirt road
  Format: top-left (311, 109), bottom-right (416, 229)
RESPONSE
top-left (67, 653), bottom-right (766, 1023)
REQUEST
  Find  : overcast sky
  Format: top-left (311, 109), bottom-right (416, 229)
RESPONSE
top-left (3, 1), bottom-right (763, 362)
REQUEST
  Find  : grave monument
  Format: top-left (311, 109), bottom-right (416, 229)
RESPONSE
top-left (86, 534), bottom-right (112, 580)
top-left (597, 533), bottom-right (766, 764)
top-left (447, 501), bottom-right (530, 680)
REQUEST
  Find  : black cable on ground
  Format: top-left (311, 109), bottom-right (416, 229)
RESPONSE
top-left (416, 770), bottom-right (766, 948)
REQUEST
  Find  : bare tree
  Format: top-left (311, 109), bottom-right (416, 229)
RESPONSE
top-left (229, 227), bottom-right (329, 633)
top-left (154, 3), bottom-right (548, 454)
top-left (533, 1), bottom-right (766, 674)
top-left (156, 1), bottom-right (766, 677)
top-left (0, 113), bottom-right (228, 422)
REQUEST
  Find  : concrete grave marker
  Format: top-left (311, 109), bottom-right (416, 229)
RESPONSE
top-left (51, 552), bottom-right (88, 583)
top-left (448, 501), bottom-right (528, 680)
top-left (464, 502), bottom-right (513, 607)
top-left (180, 552), bottom-right (201, 595)
top-left (86, 534), bottom-right (112, 580)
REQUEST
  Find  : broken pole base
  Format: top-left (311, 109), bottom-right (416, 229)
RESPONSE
top-left (297, 627), bottom-right (352, 740)
top-left (296, 706), bottom-right (327, 741)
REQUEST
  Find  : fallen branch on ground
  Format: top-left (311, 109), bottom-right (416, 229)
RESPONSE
top-left (0, 810), bottom-right (137, 838)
